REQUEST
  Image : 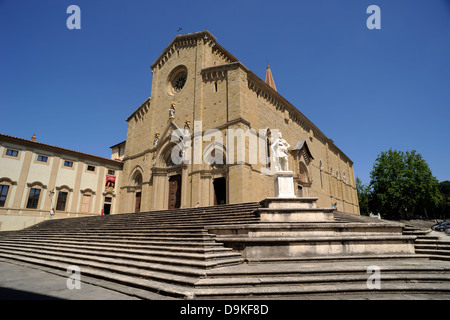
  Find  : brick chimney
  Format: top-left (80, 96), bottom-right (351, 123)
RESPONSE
top-left (31, 134), bottom-right (36, 142)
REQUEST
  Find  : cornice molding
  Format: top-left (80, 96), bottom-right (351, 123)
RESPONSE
top-left (126, 97), bottom-right (151, 122)
top-left (0, 134), bottom-right (123, 168)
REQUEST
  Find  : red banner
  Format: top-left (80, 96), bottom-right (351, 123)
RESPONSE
top-left (105, 175), bottom-right (115, 191)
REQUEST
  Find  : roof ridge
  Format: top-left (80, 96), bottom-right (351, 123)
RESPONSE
top-left (0, 133), bottom-right (122, 165)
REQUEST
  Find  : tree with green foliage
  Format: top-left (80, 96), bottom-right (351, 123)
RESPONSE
top-left (356, 177), bottom-right (371, 216)
top-left (437, 181), bottom-right (450, 219)
top-left (369, 149), bottom-right (442, 219)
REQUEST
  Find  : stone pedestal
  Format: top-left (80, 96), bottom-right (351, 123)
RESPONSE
top-left (257, 197), bottom-right (335, 222)
top-left (274, 171), bottom-right (296, 198)
top-left (266, 171), bottom-right (335, 222)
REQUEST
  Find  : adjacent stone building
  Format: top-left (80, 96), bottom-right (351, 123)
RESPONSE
top-left (0, 133), bottom-right (123, 230)
top-left (117, 30), bottom-right (359, 214)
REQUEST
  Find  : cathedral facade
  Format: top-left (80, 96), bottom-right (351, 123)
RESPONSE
top-left (117, 30), bottom-right (359, 214)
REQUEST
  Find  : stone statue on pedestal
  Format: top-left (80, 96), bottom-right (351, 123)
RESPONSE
top-left (272, 132), bottom-right (290, 172)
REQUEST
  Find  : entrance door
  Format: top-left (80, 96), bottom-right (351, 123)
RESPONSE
top-left (135, 192), bottom-right (141, 213)
top-left (103, 203), bottom-right (111, 215)
top-left (213, 178), bottom-right (227, 205)
top-left (168, 175), bottom-right (181, 209)
top-left (103, 196), bottom-right (112, 215)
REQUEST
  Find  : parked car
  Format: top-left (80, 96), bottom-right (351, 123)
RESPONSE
top-left (431, 221), bottom-right (447, 230)
top-left (432, 221), bottom-right (450, 232)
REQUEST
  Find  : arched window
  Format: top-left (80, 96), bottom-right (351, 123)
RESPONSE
top-left (133, 172), bottom-right (143, 186)
top-left (298, 162), bottom-right (309, 183)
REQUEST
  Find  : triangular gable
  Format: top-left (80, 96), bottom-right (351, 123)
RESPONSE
top-left (155, 121), bottom-right (183, 151)
top-left (292, 140), bottom-right (314, 165)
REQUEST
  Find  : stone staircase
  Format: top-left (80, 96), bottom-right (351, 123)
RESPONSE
top-left (194, 257), bottom-right (450, 299)
top-left (402, 225), bottom-right (450, 261)
top-left (0, 202), bottom-right (449, 299)
top-left (0, 203), bottom-right (260, 297)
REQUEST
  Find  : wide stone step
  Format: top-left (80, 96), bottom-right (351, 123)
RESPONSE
top-left (415, 244), bottom-right (450, 251)
top-left (105, 210), bottom-right (258, 220)
top-left (195, 272), bottom-right (450, 288)
top-left (191, 282), bottom-right (450, 299)
top-left (0, 244), bottom-right (242, 270)
top-left (244, 254), bottom-right (433, 264)
top-left (415, 249), bottom-right (450, 256)
top-left (26, 216), bottom-right (260, 231)
top-left (0, 247), bottom-right (206, 280)
top-left (415, 239), bottom-right (450, 245)
top-left (0, 241), bottom-right (242, 263)
top-left (0, 245), bottom-right (237, 278)
top-left (0, 238), bottom-right (232, 254)
top-left (0, 236), bottom-right (224, 248)
top-left (207, 222), bottom-right (405, 238)
top-left (403, 230), bottom-right (432, 236)
top-left (90, 218), bottom-right (260, 228)
top-left (4, 230), bottom-right (217, 240)
top-left (101, 215), bottom-right (260, 224)
top-left (2, 233), bottom-right (218, 243)
top-left (205, 260), bottom-right (450, 278)
top-left (23, 203), bottom-right (261, 230)
top-left (0, 251), bottom-right (196, 297)
top-left (215, 234), bottom-right (416, 243)
top-left (6, 226), bottom-right (212, 233)
top-left (137, 207), bottom-right (259, 217)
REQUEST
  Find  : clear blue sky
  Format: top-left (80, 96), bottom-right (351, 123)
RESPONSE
top-left (1, 0), bottom-right (449, 185)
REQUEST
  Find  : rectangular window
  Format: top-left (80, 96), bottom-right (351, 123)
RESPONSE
top-left (64, 161), bottom-right (73, 167)
top-left (37, 155), bottom-right (48, 163)
top-left (56, 191), bottom-right (68, 211)
top-left (107, 169), bottom-right (115, 176)
top-left (26, 188), bottom-right (41, 209)
top-left (0, 185), bottom-right (10, 207)
top-left (81, 194), bottom-right (91, 212)
top-left (6, 149), bottom-right (18, 157)
top-left (87, 165), bottom-right (96, 172)
top-left (104, 197), bottom-right (112, 203)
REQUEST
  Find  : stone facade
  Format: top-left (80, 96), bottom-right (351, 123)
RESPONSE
top-left (118, 31), bottom-right (360, 215)
top-left (0, 134), bottom-right (123, 230)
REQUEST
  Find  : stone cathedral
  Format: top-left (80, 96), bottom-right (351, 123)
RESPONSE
top-left (116, 30), bottom-right (360, 215)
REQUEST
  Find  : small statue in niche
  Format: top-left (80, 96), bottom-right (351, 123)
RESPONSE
top-left (153, 131), bottom-right (160, 147)
top-left (183, 118), bottom-right (191, 136)
top-left (169, 103), bottom-right (176, 120)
